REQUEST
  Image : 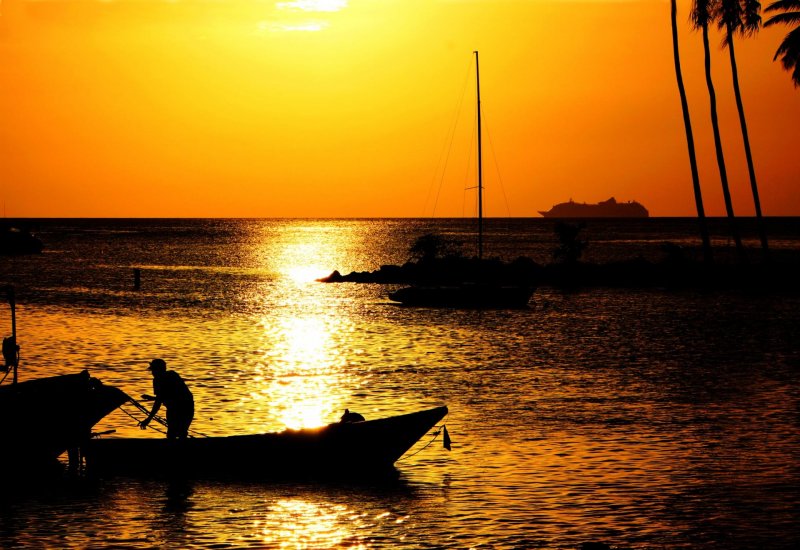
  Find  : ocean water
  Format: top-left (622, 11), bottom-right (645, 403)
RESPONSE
top-left (1, 218), bottom-right (799, 549)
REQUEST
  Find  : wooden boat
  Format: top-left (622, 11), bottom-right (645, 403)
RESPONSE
top-left (84, 405), bottom-right (448, 478)
top-left (0, 370), bottom-right (130, 470)
top-left (388, 52), bottom-right (533, 309)
top-left (1, 288), bottom-right (128, 471)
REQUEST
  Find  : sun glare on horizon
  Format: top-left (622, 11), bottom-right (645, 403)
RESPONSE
top-left (266, 0), bottom-right (347, 32)
top-left (276, 0), bottom-right (348, 12)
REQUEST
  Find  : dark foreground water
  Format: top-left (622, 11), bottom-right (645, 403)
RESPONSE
top-left (1, 218), bottom-right (799, 549)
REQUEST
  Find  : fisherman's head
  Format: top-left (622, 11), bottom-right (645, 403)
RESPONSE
top-left (148, 358), bottom-right (167, 373)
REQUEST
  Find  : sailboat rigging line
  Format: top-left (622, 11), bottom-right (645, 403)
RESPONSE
top-left (461, 115), bottom-right (477, 221)
top-left (480, 104), bottom-right (513, 218)
top-left (425, 55), bottom-right (475, 218)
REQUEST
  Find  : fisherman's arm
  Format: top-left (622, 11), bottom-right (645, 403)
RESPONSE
top-left (140, 399), bottom-right (163, 429)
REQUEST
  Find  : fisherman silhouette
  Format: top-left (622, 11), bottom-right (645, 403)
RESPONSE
top-left (140, 359), bottom-right (194, 439)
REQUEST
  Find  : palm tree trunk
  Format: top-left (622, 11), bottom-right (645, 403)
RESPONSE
top-left (726, 24), bottom-right (770, 259)
top-left (701, 23), bottom-right (746, 261)
top-left (671, 0), bottom-right (713, 263)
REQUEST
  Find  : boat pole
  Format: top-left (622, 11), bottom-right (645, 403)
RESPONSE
top-left (474, 50), bottom-right (483, 261)
top-left (9, 286), bottom-right (17, 385)
top-left (2, 285), bottom-right (19, 384)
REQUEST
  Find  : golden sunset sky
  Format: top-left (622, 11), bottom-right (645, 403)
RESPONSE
top-left (0, 0), bottom-right (797, 217)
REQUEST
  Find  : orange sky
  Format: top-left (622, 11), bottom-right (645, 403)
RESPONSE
top-left (0, 0), bottom-right (798, 217)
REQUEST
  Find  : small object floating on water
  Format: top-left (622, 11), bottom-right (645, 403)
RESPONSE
top-left (340, 408), bottom-right (365, 423)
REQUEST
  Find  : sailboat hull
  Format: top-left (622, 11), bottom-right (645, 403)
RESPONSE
top-left (388, 53), bottom-right (536, 310)
top-left (389, 284), bottom-right (534, 308)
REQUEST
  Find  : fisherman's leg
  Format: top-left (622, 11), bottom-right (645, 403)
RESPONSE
top-left (172, 409), bottom-right (191, 439)
top-left (166, 408), bottom-right (179, 439)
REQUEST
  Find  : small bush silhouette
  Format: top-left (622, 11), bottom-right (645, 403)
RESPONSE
top-left (553, 222), bottom-right (588, 264)
top-left (409, 233), bottom-right (464, 263)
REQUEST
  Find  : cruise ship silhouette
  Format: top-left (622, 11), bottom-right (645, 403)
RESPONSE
top-left (539, 197), bottom-right (649, 218)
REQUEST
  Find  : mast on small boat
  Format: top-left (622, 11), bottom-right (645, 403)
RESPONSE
top-left (474, 50), bottom-right (483, 261)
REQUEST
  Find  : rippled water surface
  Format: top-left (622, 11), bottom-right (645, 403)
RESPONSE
top-left (1, 218), bottom-right (799, 549)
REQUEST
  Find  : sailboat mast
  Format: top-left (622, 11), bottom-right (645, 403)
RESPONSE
top-left (474, 50), bottom-right (483, 260)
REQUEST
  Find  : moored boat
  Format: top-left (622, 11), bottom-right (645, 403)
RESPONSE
top-left (1, 286), bottom-right (129, 471)
top-left (389, 284), bottom-right (533, 309)
top-left (0, 370), bottom-right (130, 470)
top-left (389, 52), bottom-right (533, 308)
top-left (83, 405), bottom-right (448, 478)
top-left (0, 225), bottom-right (44, 255)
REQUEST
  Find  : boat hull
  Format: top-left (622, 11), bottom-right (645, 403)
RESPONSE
top-left (84, 405), bottom-right (448, 479)
top-left (0, 371), bottom-right (129, 469)
top-left (389, 285), bottom-right (533, 308)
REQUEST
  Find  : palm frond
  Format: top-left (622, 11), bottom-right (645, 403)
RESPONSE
top-left (765, 0), bottom-right (800, 13)
top-left (764, 0), bottom-right (800, 85)
top-left (772, 26), bottom-right (800, 85)
top-left (792, 60), bottom-right (800, 85)
top-left (743, 0), bottom-right (763, 30)
top-left (764, 12), bottom-right (800, 25)
top-left (691, 0), bottom-right (717, 28)
top-left (716, 0), bottom-right (761, 46)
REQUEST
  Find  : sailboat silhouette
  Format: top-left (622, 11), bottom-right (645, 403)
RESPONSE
top-left (389, 51), bottom-right (535, 308)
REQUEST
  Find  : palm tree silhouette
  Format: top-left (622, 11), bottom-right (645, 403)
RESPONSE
top-left (692, 0), bottom-right (746, 261)
top-left (764, 0), bottom-right (800, 86)
top-left (717, 0), bottom-right (769, 257)
top-left (671, 0), bottom-right (713, 263)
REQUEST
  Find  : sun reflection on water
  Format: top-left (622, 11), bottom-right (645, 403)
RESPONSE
top-left (256, 314), bottom-right (353, 429)
top-left (285, 264), bottom-right (329, 285)
top-left (219, 220), bottom-right (369, 432)
top-left (258, 224), bottom-right (342, 284)
top-left (255, 499), bottom-right (366, 549)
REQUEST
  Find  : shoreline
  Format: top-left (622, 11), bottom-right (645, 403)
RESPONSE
top-left (319, 248), bottom-right (800, 291)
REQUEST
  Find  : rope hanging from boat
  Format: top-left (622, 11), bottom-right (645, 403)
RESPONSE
top-left (121, 397), bottom-right (208, 438)
top-left (119, 399), bottom-right (168, 436)
top-left (424, 54), bottom-right (474, 218)
top-left (396, 423), bottom-right (451, 462)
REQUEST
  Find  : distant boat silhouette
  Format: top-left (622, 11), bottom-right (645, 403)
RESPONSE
top-left (539, 197), bottom-right (649, 218)
top-left (0, 226), bottom-right (43, 255)
top-left (389, 51), bottom-right (534, 309)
